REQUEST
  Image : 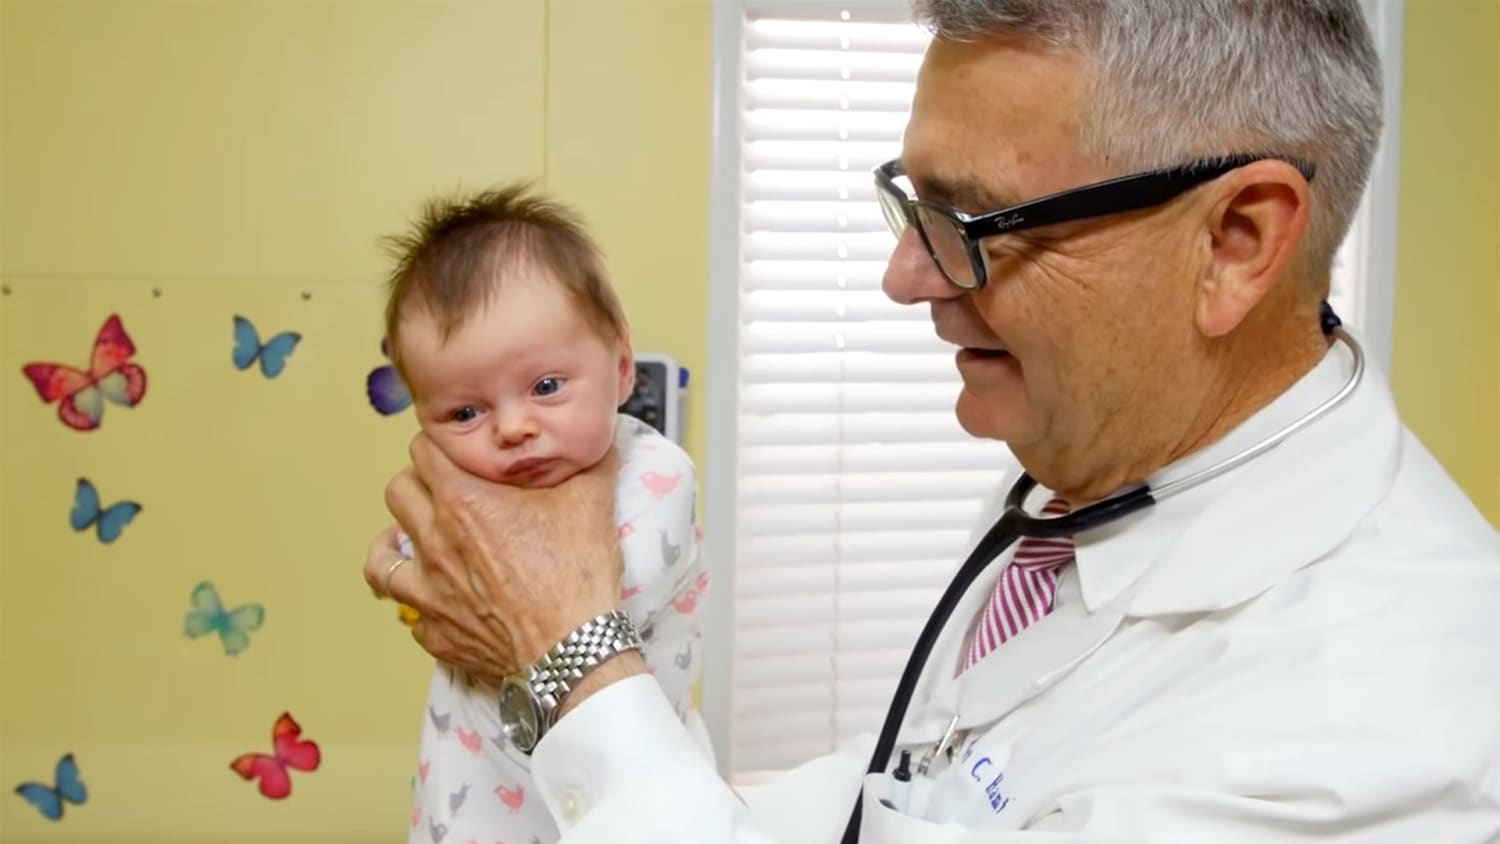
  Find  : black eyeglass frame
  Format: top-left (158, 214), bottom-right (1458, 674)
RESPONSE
top-left (873, 153), bottom-right (1317, 291)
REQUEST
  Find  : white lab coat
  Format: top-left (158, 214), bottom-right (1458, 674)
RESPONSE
top-left (528, 335), bottom-right (1500, 843)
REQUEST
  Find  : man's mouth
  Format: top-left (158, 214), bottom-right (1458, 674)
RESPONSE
top-left (961, 347), bottom-right (1010, 359)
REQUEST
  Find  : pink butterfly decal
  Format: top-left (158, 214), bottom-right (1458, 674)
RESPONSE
top-left (229, 712), bottom-right (321, 799)
top-left (22, 314), bottom-right (147, 431)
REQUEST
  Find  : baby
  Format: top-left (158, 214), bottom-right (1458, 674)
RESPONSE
top-left (379, 184), bottom-right (708, 844)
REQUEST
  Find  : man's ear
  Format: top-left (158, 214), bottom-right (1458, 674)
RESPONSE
top-left (1195, 159), bottom-right (1311, 337)
top-left (615, 337), bottom-right (636, 406)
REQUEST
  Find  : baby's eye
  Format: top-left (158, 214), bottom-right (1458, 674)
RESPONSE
top-left (533, 377), bottom-right (565, 397)
top-left (450, 406), bottom-right (480, 423)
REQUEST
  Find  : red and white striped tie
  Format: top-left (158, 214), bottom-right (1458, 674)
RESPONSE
top-left (962, 496), bottom-right (1074, 672)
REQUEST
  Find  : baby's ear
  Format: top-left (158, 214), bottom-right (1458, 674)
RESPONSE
top-left (616, 341), bottom-right (636, 405)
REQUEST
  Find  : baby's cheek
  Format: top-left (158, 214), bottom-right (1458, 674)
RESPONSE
top-left (433, 427), bottom-right (507, 483)
top-left (572, 413), bottom-right (619, 467)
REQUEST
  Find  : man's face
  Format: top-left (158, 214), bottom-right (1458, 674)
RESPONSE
top-left (884, 35), bottom-right (1207, 486)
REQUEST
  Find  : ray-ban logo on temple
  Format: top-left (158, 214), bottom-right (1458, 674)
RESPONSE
top-left (992, 213), bottom-right (1024, 231)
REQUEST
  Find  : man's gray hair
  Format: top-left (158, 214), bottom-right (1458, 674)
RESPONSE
top-left (911, 0), bottom-right (1384, 285)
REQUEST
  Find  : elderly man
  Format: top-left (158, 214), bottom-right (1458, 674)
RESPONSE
top-left (366, 1), bottom-right (1500, 841)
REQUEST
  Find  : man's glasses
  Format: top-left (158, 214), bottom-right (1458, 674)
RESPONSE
top-left (873, 154), bottom-right (1316, 290)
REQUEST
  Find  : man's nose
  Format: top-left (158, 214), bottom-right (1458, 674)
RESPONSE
top-left (493, 407), bottom-right (537, 448)
top-left (881, 227), bottom-right (964, 306)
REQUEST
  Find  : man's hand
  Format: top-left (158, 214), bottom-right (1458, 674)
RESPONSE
top-left (363, 432), bottom-right (627, 683)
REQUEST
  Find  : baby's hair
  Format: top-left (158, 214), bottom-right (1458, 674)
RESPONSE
top-left (380, 182), bottom-right (629, 379)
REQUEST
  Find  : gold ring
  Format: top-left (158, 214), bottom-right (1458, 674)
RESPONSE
top-left (383, 556), bottom-right (410, 596)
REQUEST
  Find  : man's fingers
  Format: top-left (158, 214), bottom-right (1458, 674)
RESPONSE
top-left (384, 465), bottom-right (435, 542)
top-left (363, 525), bottom-right (405, 598)
top-left (384, 552), bottom-right (429, 610)
top-left (409, 431), bottom-right (465, 490)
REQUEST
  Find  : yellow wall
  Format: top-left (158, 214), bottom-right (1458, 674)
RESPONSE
top-left (0, 2), bottom-right (709, 842)
top-left (1391, 0), bottom-right (1500, 526)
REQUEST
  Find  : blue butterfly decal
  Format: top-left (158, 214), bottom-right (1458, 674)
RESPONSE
top-left (184, 581), bottom-right (265, 656)
top-left (232, 315), bottom-right (301, 378)
top-left (70, 477), bottom-right (141, 544)
top-left (14, 753), bottom-right (87, 821)
top-left (366, 337), bottom-right (412, 416)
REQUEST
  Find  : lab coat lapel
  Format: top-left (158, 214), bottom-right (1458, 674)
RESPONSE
top-left (896, 571), bottom-right (1127, 747)
top-left (947, 574), bottom-right (1125, 732)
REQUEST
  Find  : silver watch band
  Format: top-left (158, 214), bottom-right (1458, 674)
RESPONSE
top-left (527, 609), bottom-right (644, 726)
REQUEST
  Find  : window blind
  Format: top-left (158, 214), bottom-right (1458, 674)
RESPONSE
top-left (724, 0), bottom-right (1370, 780)
top-left (727, 4), bottom-right (1018, 778)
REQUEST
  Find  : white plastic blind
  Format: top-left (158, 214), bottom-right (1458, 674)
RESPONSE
top-left (727, 4), bottom-right (1017, 778)
top-left (724, 1), bottom-right (1371, 780)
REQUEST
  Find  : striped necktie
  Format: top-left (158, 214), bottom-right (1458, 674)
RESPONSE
top-left (962, 496), bottom-right (1074, 672)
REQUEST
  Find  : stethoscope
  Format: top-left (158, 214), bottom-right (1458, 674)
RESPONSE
top-left (839, 303), bottom-right (1364, 843)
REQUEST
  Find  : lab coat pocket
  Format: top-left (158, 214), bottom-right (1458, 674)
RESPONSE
top-left (859, 772), bottom-right (969, 844)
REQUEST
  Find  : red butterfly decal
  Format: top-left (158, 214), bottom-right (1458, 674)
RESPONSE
top-left (22, 314), bottom-right (147, 432)
top-left (229, 711), bottom-right (321, 799)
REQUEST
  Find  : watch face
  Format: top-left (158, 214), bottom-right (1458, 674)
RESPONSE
top-left (498, 677), bottom-right (541, 753)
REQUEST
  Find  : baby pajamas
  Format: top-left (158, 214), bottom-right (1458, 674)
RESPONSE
top-left (407, 413), bottom-right (708, 844)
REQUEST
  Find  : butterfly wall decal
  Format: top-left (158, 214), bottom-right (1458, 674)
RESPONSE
top-left (69, 477), bottom-right (142, 544)
top-left (366, 337), bottom-right (412, 416)
top-left (183, 581), bottom-right (265, 656)
top-left (22, 314), bottom-right (147, 431)
top-left (230, 712), bottom-right (320, 799)
top-left (232, 315), bottom-right (301, 379)
top-left (13, 753), bottom-right (87, 821)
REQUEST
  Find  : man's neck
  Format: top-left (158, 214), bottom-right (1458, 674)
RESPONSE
top-left (1037, 316), bottom-right (1331, 505)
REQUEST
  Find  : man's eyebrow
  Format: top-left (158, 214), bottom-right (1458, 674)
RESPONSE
top-left (911, 171), bottom-right (1018, 213)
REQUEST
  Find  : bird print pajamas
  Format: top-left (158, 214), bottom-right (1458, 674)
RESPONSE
top-left (407, 413), bottom-right (707, 844)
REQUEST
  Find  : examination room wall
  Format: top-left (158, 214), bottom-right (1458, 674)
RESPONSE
top-left (0, 2), bottom-right (709, 843)
top-left (1390, 0), bottom-right (1500, 527)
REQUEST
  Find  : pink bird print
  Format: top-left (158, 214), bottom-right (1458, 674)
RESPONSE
top-left (618, 522), bottom-right (635, 541)
top-left (672, 571), bottom-right (711, 615)
top-left (640, 470), bottom-right (682, 499)
top-left (410, 803), bottom-right (421, 828)
top-left (694, 523), bottom-right (704, 543)
top-left (495, 783), bottom-right (525, 813)
top-left (419, 759), bottom-right (431, 782)
top-left (621, 584), bottom-right (643, 600)
top-left (456, 725), bottom-right (482, 755)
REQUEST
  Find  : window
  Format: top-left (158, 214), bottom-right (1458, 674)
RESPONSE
top-left (704, 0), bottom-right (1402, 781)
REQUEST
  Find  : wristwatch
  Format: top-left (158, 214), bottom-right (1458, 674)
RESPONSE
top-left (497, 609), bottom-right (644, 755)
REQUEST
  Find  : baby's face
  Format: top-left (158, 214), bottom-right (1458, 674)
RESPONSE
top-left (396, 276), bottom-right (632, 488)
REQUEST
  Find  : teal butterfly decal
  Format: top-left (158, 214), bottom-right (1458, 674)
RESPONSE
top-left (232, 315), bottom-right (301, 379)
top-left (70, 478), bottom-right (142, 544)
top-left (13, 753), bottom-right (87, 821)
top-left (184, 581), bottom-right (265, 656)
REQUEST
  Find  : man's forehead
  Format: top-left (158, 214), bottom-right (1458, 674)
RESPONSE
top-left (900, 34), bottom-right (1088, 210)
top-left (900, 101), bottom-right (1026, 211)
